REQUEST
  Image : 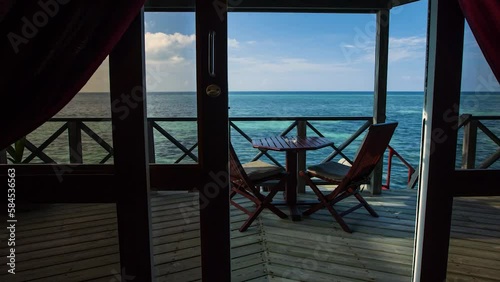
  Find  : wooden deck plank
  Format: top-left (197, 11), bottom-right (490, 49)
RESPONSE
top-left (267, 261), bottom-right (365, 282)
top-left (155, 256), bottom-right (201, 277)
top-left (1, 190), bottom-right (499, 281)
top-left (231, 263), bottom-right (268, 282)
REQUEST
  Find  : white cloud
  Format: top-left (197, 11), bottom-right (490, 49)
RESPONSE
top-left (145, 32), bottom-right (195, 52)
top-left (144, 20), bottom-right (155, 32)
top-left (342, 44), bottom-right (356, 49)
top-left (228, 38), bottom-right (240, 48)
top-left (388, 36), bottom-right (426, 62)
top-left (229, 56), bottom-right (355, 74)
top-left (228, 55), bottom-right (369, 90)
top-left (389, 36), bottom-right (426, 47)
top-left (143, 32), bottom-right (197, 91)
top-left (145, 32), bottom-right (196, 61)
top-left (168, 56), bottom-right (185, 64)
top-left (340, 35), bottom-right (426, 64)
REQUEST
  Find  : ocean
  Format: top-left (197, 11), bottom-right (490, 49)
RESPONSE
top-left (25, 91), bottom-right (500, 189)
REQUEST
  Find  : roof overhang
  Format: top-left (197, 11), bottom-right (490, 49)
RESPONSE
top-left (145, 0), bottom-right (419, 13)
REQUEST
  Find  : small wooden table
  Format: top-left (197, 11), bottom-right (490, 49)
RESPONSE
top-left (252, 136), bottom-right (334, 221)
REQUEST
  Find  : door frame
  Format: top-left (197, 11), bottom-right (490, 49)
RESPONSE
top-left (195, 0), bottom-right (231, 280)
top-left (414, 0), bottom-right (500, 280)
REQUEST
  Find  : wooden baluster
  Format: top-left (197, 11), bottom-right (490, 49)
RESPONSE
top-left (297, 120), bottom-right (307, 194)
top-left (147, 120), bottom-right (156, 163)
top-left (461, 114), bottom-right (477, 169)
top-left (68, 121), bottom-right (83, 163)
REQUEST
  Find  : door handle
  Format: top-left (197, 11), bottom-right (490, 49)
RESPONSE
top-left (208, 31), bottom-right (216, 77)
top-left (206, 84), bottom-right (221, 97)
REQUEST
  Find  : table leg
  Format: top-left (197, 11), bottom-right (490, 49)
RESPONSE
top-left (285, 151), bottom-right (301, 221)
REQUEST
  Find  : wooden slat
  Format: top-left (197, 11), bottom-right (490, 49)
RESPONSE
top-left (252, 136), bottom-right (333, 151)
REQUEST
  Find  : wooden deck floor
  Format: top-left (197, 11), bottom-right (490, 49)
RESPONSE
top-left (1, 189), bottom-right (499, 281)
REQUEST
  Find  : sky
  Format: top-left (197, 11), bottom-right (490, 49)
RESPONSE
top-left (81, 0), bottom-right (499, 92)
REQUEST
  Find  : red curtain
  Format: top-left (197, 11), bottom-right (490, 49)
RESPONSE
top-left (459, 0), bottom-right (500, 83)
top-left (0, 0), bottom-right (145, 150)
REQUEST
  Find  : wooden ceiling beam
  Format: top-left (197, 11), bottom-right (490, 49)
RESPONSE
top-left (144, 0), bottom-right (407, 13)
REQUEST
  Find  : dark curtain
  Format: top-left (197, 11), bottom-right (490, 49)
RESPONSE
top-left (0, 0), bottom-right (145, 150)
top-left (459, 0), bottom-right (500, 83)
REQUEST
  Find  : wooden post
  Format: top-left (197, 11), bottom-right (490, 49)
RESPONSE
top-left (0, 149), bottom-right (7, 164)
top-left (109, 10), bottom-right (154, 281)
top-left (413, 0), bottom-right (464, 280)
top-left (68, 120), bottom-right (83, 163)
top-left (371, 9), bottom-right (389, 195)
top-left (147, 120), bottom-right (156, 163)
top-left (461, 115), bottom-right (477, 169)
top-left (196, 0), bottom-right (231, 280)
top-left (297, 120), bottom-right (307, 193)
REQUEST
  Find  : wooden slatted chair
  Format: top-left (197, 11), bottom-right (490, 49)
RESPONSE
top-left (229, 144), bottom-right (288, 231)
top-left (299, 122), bottom-right (398, 233)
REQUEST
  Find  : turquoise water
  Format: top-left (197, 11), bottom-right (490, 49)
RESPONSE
top-left (23, 91), bottom-right (500, 189)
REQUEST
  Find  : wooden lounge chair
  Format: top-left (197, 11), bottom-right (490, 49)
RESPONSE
top-left (299, 122), bottom-right (398, 233)
top-left (229, 144), bottom-right (288, 231)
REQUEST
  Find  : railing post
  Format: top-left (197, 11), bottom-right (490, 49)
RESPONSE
top-left (461, 114), bottom-right (477, 169)
top-left (68, 120), bottom-right (83, 163)
top-left (371, 9), bottom-right (390, 195)
top-left (147, 120), bottom-right (156, 163)
top-left (297, 120), bottom-right (307, 193)
top-left (0, 149), bottom-right (7, 164)
top-left (383, 147), bottom-right (394, 190)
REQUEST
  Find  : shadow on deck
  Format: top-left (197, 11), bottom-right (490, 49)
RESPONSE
top-left (1, 189), bottom-right (499, 281)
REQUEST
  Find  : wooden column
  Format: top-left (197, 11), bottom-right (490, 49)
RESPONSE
top-left (109, 10), bottom-right (154, 281)
top-left (196, 0), bottom-right (231, 280)
top-left (297, 120), bottom-right (307, 193)
top-left (413, 0), bottom-right (464, 280)
top-left (371, 9), bottom-right (389, 195)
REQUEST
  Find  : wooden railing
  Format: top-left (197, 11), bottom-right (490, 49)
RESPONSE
top-left (1, 118), bottom-right (114, 164)
top-left (459, 114), bottom-right (500, 169)
top-left (1, 116), bottom-right (421, 190)
top-left (382, 145), bottom-right (417, 190)
top-left (3, 115), bottom-right (497, 187)
top-left (1, 117), bottom-right (373, 164)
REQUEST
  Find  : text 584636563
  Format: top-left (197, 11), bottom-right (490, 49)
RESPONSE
top-left (7, 168), bottom-right (16, 274)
